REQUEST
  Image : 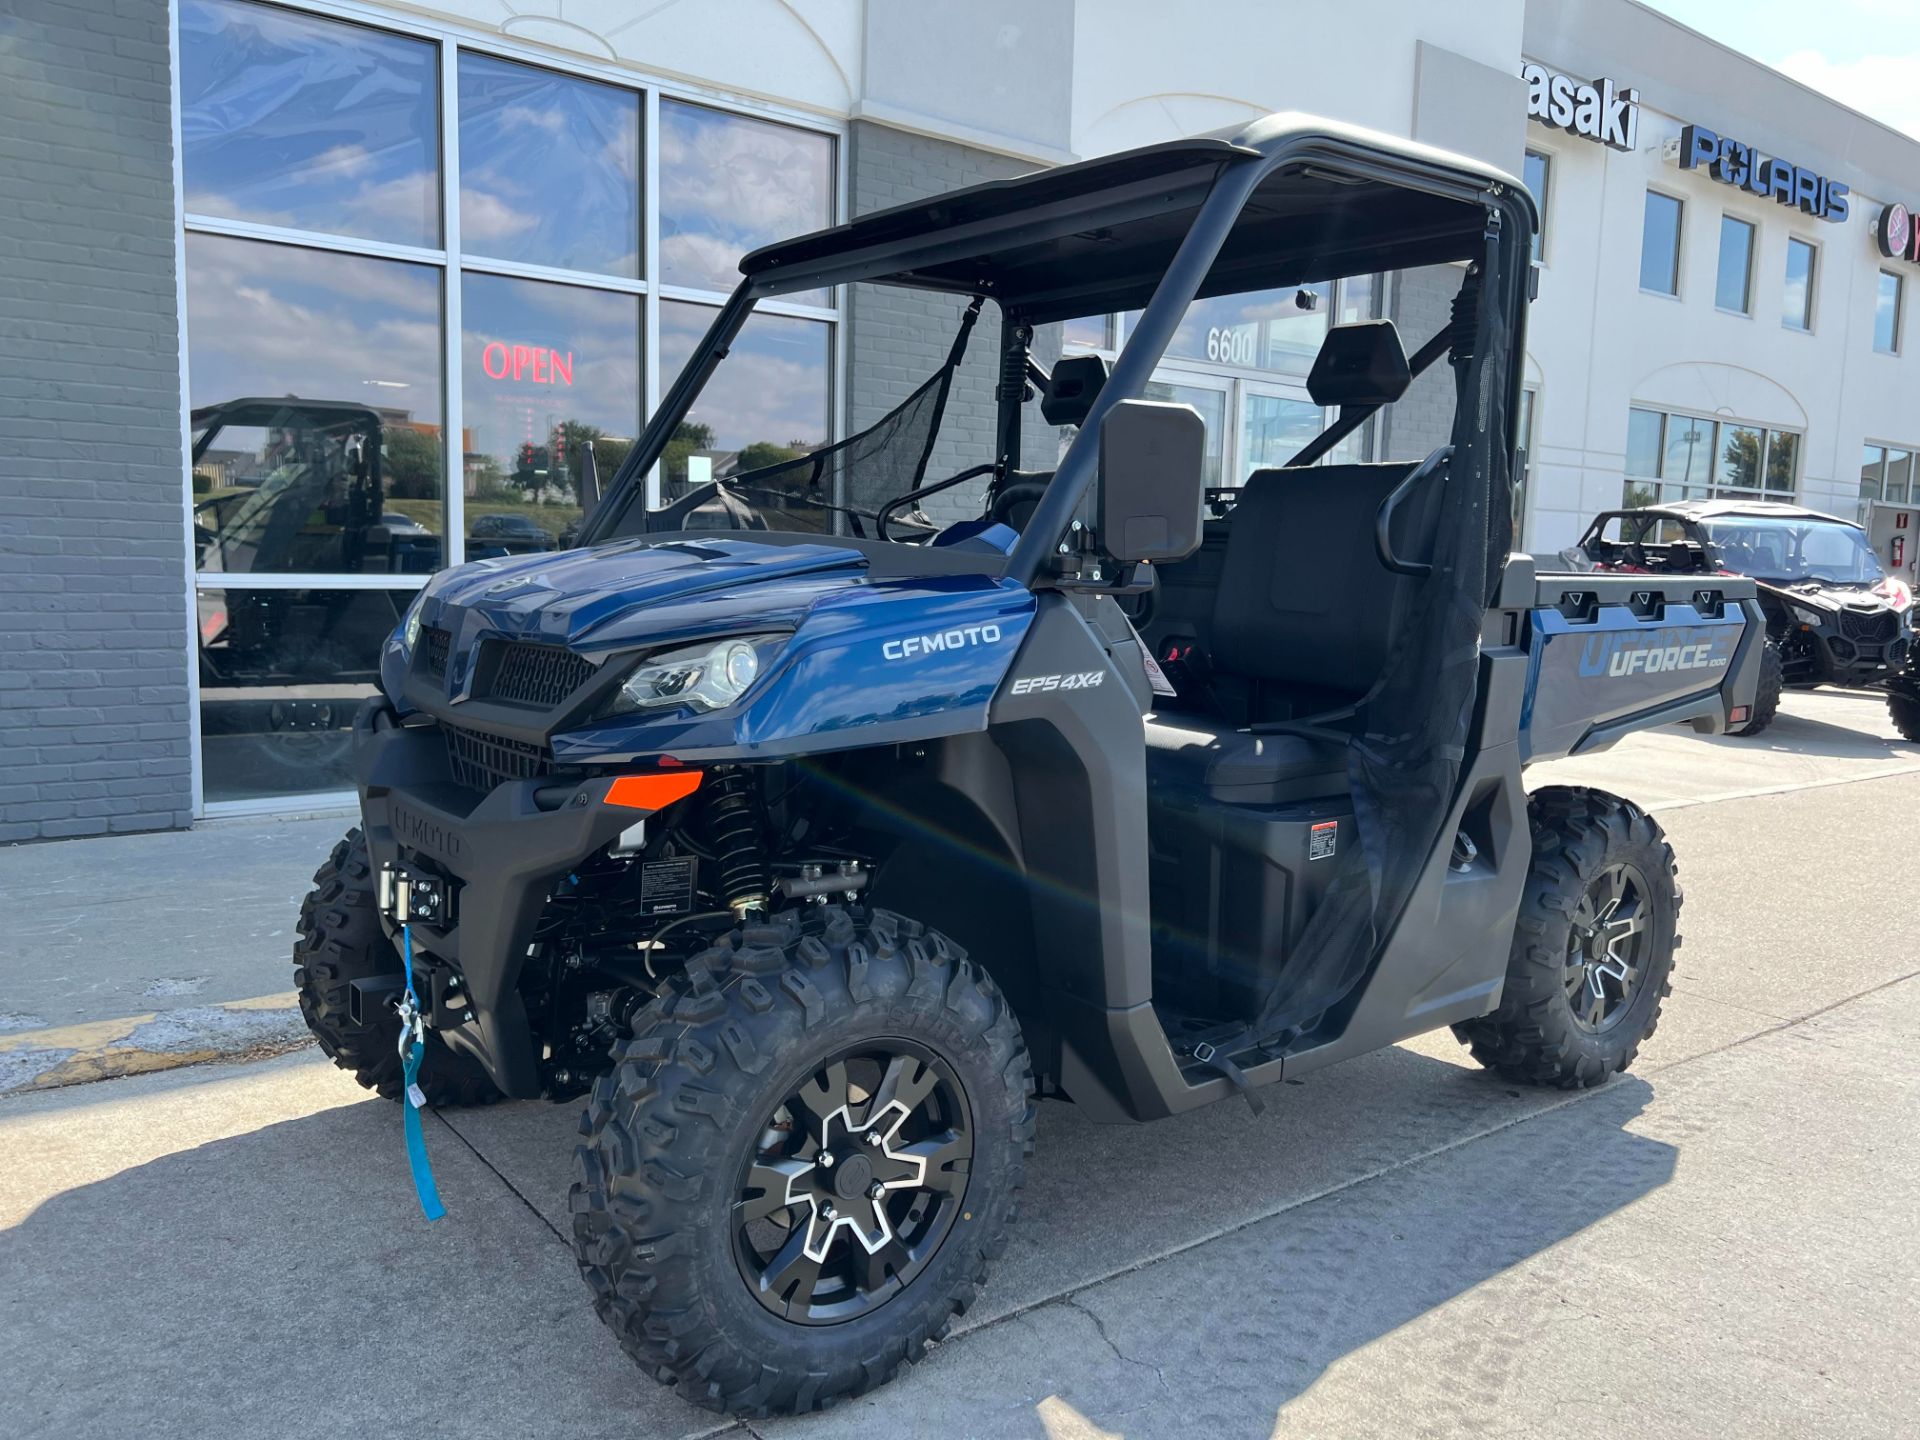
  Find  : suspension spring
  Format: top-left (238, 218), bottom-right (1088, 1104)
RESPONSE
top-left (701, 770), bottom-right (768, 918)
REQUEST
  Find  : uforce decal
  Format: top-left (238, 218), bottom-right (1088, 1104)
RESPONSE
top-left (1578, 632), bottom-right (1730, 678)
top-left (881, 623), bottom-right (1002, 661)
top-left (1008, 671), bottom-right (1105, 695)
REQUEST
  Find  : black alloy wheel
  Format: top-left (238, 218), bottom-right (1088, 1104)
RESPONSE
top-left (734, 1042), bottom-right (972, 1324)
top-left (1563, 861), bottom-right (1649, 1033)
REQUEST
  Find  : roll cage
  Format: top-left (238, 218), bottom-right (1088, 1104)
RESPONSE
top-left (582, 113), bottom-right (1536, 588)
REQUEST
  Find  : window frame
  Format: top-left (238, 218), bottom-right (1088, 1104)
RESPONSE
top-left (1622, 403), bottom-right (1802, 508)
top-left (1639, 187), bottom-right (1686, 299)
top-left (1522, 148), bottom-right (1552, 266)
top-left (1713, 213), bottom-right (1756, 317)
top-left (1782, 235), bottom-right (1818, 333)
top-left (1875, 268), bottom-right (1905, 356)
top-left (172, 0), bottom-right (847, 817)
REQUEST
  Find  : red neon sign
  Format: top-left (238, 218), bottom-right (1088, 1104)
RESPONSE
top-left (481, 342), bottom-right (575, 385)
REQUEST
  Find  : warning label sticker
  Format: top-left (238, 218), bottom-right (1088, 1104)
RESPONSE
top-left (1308, 820), bottom-right (1339, 861)
top-left (639, 856), bottom-right (697, 914)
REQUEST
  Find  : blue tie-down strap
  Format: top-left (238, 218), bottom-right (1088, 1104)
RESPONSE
top-left (398, 924), bottom-right (447, 1222)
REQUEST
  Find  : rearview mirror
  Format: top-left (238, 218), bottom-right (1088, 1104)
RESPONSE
top-left (1098, 399), bottom-right (1205, 565)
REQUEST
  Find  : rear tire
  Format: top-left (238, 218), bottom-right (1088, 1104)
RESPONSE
top-left (570, 905), bottom-right (1034, 1416)
top-left (1727, 638), bottom-right (1782, 737)
top-left (1454, 787), bottom-right (1679, 1089)
top-left (293, 828), bottom-right (499, 1106)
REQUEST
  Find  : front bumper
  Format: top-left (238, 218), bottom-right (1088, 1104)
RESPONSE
top-left (1790, 627), bottom-right (1908, 687)
top-left (353, 700), bottom-right (644, 1097)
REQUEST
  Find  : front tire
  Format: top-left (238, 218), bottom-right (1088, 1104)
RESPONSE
top-left (570, 906), bottom-right (1034, 1416)
top-left (293, 828), bottom-right (499, 1106)
top-left (1727, 637), bottom-right (1782, 737)
top-left (1455, 787), bottom-right (1679, 1088)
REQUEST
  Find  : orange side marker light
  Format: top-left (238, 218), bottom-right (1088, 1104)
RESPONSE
top-left (605, 770), bottom-right (704, 810)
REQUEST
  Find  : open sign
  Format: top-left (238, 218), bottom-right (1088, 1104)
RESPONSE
top-left (481, 342), bottom-right (575, 385)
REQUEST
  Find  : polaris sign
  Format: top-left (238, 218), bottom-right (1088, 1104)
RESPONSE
top-left (1678, 125), bottom-right (1850, 223)
top-left (1522, 64), bottom-right (1640, 150)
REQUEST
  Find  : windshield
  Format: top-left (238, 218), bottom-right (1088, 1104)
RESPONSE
top-left (1701, 517), bottom-right (1883, 586)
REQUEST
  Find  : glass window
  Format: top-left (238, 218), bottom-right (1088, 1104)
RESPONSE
top-left (1641, 191), bottom-right (1683, 295)
top-left (1514, 387), bottom-right (1537, 544)
top-left (1336, 273), bottom-right (1378, 325)
top-left (1662, 414), bottom-right (1715, 491)
top-left (1156, 285), bottom-right (1331, 375)
top-left (1143, 381), bottom-right (1226, 487)
top-left (458, 55), bottom-right (640, 277)
top-left (659, 301), bottom-right (831, 496)
top-left (659, 101), bottom-right (833, 299)
top-left (1887, 449), bottom-right (1914, 504)
top-left (1715, 216), bottom-right (1755, 314)
top-left (460, 273), bottom-right (642, 555)
top-left (1764, 431), bottom-right (1799, 494)
top-left (196, 587), bottom-right (400, 802)
top-left (1523, 150), bottom-right (1550, 263)
top-left (1062, 315), bottom-right (1111, 351)
top-left (179, 0), bottom-right (438, 247)
top-left (1876, 270), bottom-right (1903, 354)
top-left (186, 233), bottom-right (444, 574)
top-left (1240, 392), bottom-right (1325, 473)
top-left (1784, 238), bottom-right (1816, 331)
top-left (1717, 424), bottom-right (1764, 492)
top-left (1862, 444), bottom-right (1888, 502)
top-left (1626, 407), bottom-right (1664, 478)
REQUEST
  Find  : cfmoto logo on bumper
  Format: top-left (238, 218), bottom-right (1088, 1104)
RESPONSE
top-left (881, 623), bottom-right (1002, 661)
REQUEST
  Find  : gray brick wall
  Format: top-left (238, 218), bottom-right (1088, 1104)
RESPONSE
top-left (1381, 264), bottom-right (1461, 463)
top-left (844, 122), bottom-right (1060, 529)
top-left (0, 1), bottom-right (191, 842)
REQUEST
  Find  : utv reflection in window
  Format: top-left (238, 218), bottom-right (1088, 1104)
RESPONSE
top-left (191, 398), bottom-right (443, 574)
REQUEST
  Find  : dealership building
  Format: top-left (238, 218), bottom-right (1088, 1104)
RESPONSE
top-left (4, 0), bottom-right (1919, 838)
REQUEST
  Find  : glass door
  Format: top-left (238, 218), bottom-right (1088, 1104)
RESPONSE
top-left (1143, 374), bottom-right (1230, 490)
top-left (1238, 381), bottom-right (1326, 476)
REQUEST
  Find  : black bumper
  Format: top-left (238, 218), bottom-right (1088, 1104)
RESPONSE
top-left (1794, 628), bottom-right (1908, 687)
top-left (354, 702), bottom-right (634, 1097)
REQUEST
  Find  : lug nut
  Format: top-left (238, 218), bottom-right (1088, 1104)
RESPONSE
top-left (818, 1151), bottom-right (834, 1167)
top-left (866, 1131), bottom-right (882, 1146)
top-left (868, 1182), bottom-right (884, 1200)
top-left (820, 1203), bottom-right (836, 1220)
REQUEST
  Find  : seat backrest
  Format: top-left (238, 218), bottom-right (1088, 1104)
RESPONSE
top-left (1210, 461), bottom-right (1440, 699)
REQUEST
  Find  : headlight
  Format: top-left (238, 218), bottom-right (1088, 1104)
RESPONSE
top-left (399, 590), bottom-right (428, 652)
top-left (602, 634), bottom-right (785, 716)
top-left (1790, 605), bottom-right (1823, 627)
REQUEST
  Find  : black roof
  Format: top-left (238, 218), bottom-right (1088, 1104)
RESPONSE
top-left (1624, 499), bottom-right (1859, 528)
top-left (740, 113), bottom-right (1526, 323)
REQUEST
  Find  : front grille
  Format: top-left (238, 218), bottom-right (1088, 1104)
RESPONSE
top-left (423, 626), bottom-right (451, 679)
top-left (444, 722), bottom-right (551, 793)
top-left (1838, 608), bottom-right (1897, 644)
top-left (482, 640), bottom-right (596, 706)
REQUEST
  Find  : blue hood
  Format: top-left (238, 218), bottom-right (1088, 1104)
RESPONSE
top-left (387, 538), bottom-right (1038, 763)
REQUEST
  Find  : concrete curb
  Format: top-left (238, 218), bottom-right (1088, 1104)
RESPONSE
top-left (0, 993), bottom-right (310, 1095)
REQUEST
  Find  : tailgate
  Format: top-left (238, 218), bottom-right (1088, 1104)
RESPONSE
top-left (1522, 571), bottom-right (1762, 761)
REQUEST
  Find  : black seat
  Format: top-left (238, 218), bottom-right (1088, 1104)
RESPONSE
top-left (1144, 460), bottom-right (1440, 804)
top-left (1144, 719), bottom-right (1347, 804)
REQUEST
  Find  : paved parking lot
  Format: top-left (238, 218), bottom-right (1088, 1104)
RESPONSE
top-left (4, 688), bottom-right (1918, 1438)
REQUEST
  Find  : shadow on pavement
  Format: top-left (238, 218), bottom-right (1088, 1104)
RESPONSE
top-left (2, 1044), bottom-right (1673, 1439)
top-left (0, 1091), bottom-right (725, 1440)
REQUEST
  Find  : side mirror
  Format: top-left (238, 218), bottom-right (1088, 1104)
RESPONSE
top-left (1098, 399), bottom-right (1205, 565)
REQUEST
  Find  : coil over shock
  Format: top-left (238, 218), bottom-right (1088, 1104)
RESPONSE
top-left (700, 770), bottom-right (769, 918)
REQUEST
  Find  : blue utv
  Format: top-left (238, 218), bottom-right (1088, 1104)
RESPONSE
top-left (293, 112), bottom-right (1765, 1415)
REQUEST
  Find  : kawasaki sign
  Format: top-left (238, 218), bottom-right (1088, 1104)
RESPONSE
top-left (1522, 64), bottom-right (1641, 150)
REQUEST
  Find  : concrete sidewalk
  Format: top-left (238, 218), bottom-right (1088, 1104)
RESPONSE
top-left (1, 683), bottom-right (1916, 1096)
top-left (4, 772), bottom-right (1916, 1437)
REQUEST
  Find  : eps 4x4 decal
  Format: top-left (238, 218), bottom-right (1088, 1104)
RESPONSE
top-left (1008, 670), bottom-right (1105, 695)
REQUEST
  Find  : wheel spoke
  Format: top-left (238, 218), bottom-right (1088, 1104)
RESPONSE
top-left (860, 1233), bottom-right (912, 1293)
top-left (737, 1159), bottom-right (810, 1224)
top-left (793, 1060), bottom-right (851, 1142)
top-left (757, 1223), bottom-right (825, 1312)
top-left (865, 1054), bottom-right (938, 1130)
top-left (1584, 990), bottom-right (1606, 1027)
top-left (891, 1131), bottom-right (971, 1193)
